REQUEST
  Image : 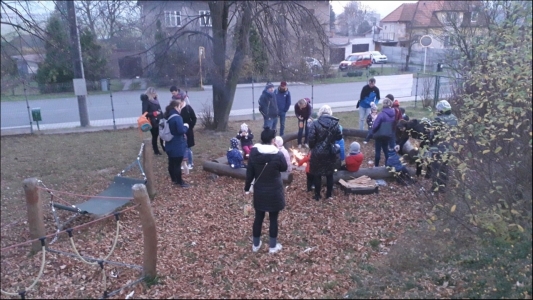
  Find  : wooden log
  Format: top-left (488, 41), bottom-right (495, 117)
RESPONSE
top-left (132, 184), bottom-right (157, 279)
top-left (202, 160), bottom-right (293, 184)
top-left (23, 178), bottom-right (46, 253)
top-left (142, 139), bottom-right (156, 199)
top-left (332, 167), bottom-right (416, 182)
top-left (281, 129), bottom-right (369, 148)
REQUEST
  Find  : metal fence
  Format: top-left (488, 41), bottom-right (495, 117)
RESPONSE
top-left (412, 73), bottom-right (463, 108)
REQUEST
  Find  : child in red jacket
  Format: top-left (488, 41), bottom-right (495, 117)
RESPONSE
top-left (344, 142), bottom-right (364, 172)
top-left (297, 151), bottom-right (314, 192)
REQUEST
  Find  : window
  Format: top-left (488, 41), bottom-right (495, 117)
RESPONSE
top-left (164, 11), bottom-right (181, 27)
top-left (443, 12), bottom-right (458, 25)
top-left (471, 11), bottom-right (478, 23)
top-left (443, 35), bottom-right (450, 47)
top-left (199, 10), bottom-right (212, 27)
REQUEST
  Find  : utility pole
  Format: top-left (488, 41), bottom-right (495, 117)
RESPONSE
top-left (66, 1), bottom-right (90, 127)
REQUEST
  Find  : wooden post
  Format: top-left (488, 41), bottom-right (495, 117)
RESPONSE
top-left (142, 139), bottom-right (156, 199)
top-left (132, 184), bottom-right (157, 279)
top-left (23, 178), bottom-right (46, 253)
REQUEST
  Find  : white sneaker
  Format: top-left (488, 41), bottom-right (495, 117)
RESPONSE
top-left (298, 144), bottom-right (302, 149)
top-left (363, 141), bottom-right (368, 144)
top-left (252, 240), bottom-right (262, 252)
top-left (269, 243), bottom-right (282, 254)
top-left (188, 164), bottom-right (193, 170)
top-left (304, 143), bottom-right (309, 148)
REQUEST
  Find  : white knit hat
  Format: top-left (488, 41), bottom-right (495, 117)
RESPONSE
top-left (240, 123), bottom-right (248, 132)
top-left (274, 136), bottom-right (284, 148)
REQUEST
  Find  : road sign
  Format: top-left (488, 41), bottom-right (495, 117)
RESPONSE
top-left (420, 35), bottom-right (433, 47)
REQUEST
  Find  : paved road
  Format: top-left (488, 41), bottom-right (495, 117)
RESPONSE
top-left (1, 82), bottom-right (368, 129)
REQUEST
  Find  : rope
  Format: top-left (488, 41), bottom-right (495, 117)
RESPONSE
top-left (0, 239), bottom-right (46, 297)
top-left (1, 205), bottom-right (139, 252)
top-left (117, 143), bottom-right (147, 181)
top-left (45, 248), bottom-right (142, 270)
top-left (36, 187), bottom-right (134, 200)
top-left (67, 217), bottom-right (121, 265)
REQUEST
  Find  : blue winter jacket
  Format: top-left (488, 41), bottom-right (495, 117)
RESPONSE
top-left (275, 88), bottom-right (291, 114)
top-left (227, 148), bottom-right (245, 169)
top-left (165, 108), bottom-right (188, 158)
top-left (386, 150), bottom-right (405, 172)
top-left (359, 84), bottom-right (381, 109)
top-left (335, 125), bottom-right (345, 160)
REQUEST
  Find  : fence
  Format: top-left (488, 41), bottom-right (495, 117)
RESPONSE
top-left (380, 46), bottom-right (448, 72)
top-left (412, 73), bottom-right (464, 108)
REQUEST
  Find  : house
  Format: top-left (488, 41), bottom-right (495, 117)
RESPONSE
top-left (328, 35), bottom-right (376, 64)
top-left (11, 54), bottom-right (45, 77)
top-left (378, 1), bottom-right (487, 50)
top-left (137, 1), bottom-right (331, 79)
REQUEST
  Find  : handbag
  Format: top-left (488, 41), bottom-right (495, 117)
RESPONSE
top-left (373, 121), bottom-right (393, 139)
top-left (249, 162), bottom-right (268, 193)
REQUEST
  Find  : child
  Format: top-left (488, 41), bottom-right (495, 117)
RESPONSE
top-left (386, 145), bottom-right (413, 185)
top-left (344, 142), bottom-right (364, 172)
top-left (274, 136), bottom-right (292, 172)
top-left (227, 138), bottom-right (246, 169)
top-left (335, 124), bottom-right (346, 161)
top-left (399, 107), bottom-right (409, 121)
top-left (236, 123), bottom-right (254, 158)
top-left (297, 151), bottom-right (314, 192)
top-left (363, 103), bottom-right (378, 144)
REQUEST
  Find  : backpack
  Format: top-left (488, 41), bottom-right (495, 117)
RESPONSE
top-left (159, 114), bottom-right (178, 142)
top-left (137, 112), bottom-right (152, 138)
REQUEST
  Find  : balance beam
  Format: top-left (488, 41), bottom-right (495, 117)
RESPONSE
top-left (202, 159), bottom-right (293, 184)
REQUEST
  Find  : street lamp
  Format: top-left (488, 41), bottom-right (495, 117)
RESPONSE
top-left (199, 46), bottom-right (205, 88)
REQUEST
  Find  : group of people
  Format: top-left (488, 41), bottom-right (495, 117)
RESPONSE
top-left (140, 86), bottom-right (197, 188)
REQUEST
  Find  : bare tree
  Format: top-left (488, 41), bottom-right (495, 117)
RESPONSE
top-left (335, 1), bottom-right (370, 36)
top-left (75, 0), bottom-right (140, 40)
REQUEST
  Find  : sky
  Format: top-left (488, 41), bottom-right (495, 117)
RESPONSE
top-left (331, 1), bottom-right (418, 20)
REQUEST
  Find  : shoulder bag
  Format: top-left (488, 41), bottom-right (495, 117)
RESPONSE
top-left (249, 162), bottom-right (268, 193)
top-left (374, 121), bottom-right (393, 139)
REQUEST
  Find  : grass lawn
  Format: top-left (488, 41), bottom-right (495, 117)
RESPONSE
top-left (1, 109), bottom-right (530, 299)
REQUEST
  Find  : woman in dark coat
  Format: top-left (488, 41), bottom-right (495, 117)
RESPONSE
top-left (308, 105), bottom-right (342, 201)
top-left (141, 87), bottom-right (164, 155)
top-left (176, 97), bottom-right (197, 169)
top-left (163, 100), bottom-right (190, 188)
top-left (372, 98), bottom-right (396, 167)
top-left (244, 127), bottom-right (287, 254)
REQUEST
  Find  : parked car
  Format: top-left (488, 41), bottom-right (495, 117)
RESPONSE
top-left (370, 51), bottom-right (388, 64)
top-left (338, 52), bottom-right (373, 70)
top-left (303, 57), bottom-right (322, 72)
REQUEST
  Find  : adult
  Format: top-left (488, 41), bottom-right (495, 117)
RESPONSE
top-left (258, 82), bottom-right (278, 129)
top-left (371, 97), bottom-right (395, 167)
top-left (357, 77), bottom-right (380, 130)
top-left (275, 81), bottom-right (291, 136)
top-left (308, 105), bottom-right (342, 201)
top-left (163, 100), bottom-right (190, 188)
top-left (294, 98), bottom-right (312, 148)
top-left (176, 96), bottom-right (197, 170)
top-left (141, 87), bottom-right (164, 155)
top-left (170, 85), bottom-right (190, 105)
top-left (244, 127), bottom-right (287, 254)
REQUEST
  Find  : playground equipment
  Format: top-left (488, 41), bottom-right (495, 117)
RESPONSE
top-left (1, 140), bottom-right (158, 299)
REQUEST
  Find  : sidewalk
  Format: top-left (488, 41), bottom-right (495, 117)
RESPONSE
top-left (0, 95), bottom-right (422, 136)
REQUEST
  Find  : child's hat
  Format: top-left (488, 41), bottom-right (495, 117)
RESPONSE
top-left (370, 102), bottom-right (377, 111)
top-left (240, 123), bottom-right (248, 132)
top-left (274, 136), bottom-right (284, 148)
top-left (230, 138), bottom-right (239, 149)
top-left (349, 142), bottom-right (360, 154)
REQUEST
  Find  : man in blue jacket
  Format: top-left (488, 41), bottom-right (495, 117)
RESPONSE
top-left (275, 81), bottom-right (291, 136)
top-left (259, 82), bottom-right (278, 129)
top-left (357, 78), bottom-right (380, 130)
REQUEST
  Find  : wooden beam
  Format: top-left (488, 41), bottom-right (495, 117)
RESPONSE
top-left (202, 160), bottom-right (293, 184)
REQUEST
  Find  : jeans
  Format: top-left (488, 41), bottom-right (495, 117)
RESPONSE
top-left (359, 107), bottom-right (372, 130)
top-left (297, 119), bottom-right (309, 145)
top-left (253, 210), bottom-right (279, 239)
top-left (263, 117), bottom-right (278, 130)
top-left (167, 156), bottom-right (184, 184)
top-left (314, 174), bottom-right (334, 198)
top-left (278, 113), bottom-right (286, 136)
top-left (186, 148), bottom-right (193, 166)
top-left (374, 138), bottom-right (391, 167)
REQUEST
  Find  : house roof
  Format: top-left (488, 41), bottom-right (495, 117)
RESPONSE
top-left (11, 54), bottom-right (45, 63)
top-left (381, 3), bottom-right (417, 23)
top-left (328, 36), bottom-right (352, 47)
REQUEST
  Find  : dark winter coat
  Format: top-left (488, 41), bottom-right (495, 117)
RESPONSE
top-left (308, 114), bottom-right (342, 176)
top-left (386, 150), bottom-right (406, 172)
top-left (179, 104), bottom-right (197, 148)
top-left (372, 107), bottom-right (396, 139)
top-left (227, 148), bottom-right (245, 168)
top-left (164, 108), bottom-right (188, 158)
top-left (294, 100), bottom-right (312, 120)
top-left (359, 84), bottom-right (380, 109)
top-left (236, 130), bottom-right (254, 147)
top-left (244, 144), bottom-right (288, 212)
top-left (258, 88), bottom-right (278, 119)
top-left (275, 88), bottom-right (291, 114)
top-left (396, 119), bottom-right (431, 151)
top-left (141, 95), bottom-right (163, 127)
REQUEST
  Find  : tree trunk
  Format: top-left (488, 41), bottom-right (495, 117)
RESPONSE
top-left (210, 2), bottom-right (253, 131)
